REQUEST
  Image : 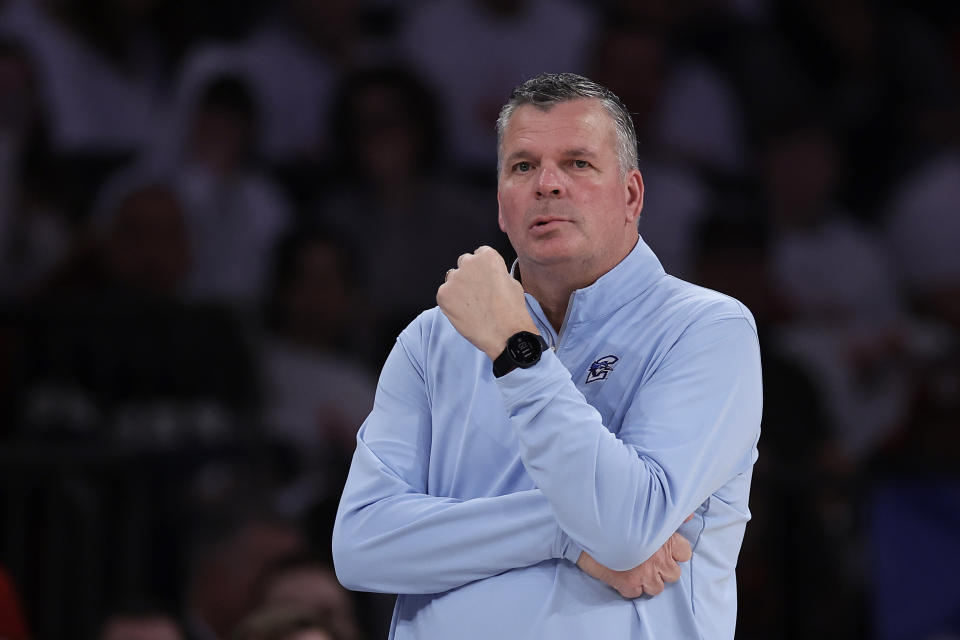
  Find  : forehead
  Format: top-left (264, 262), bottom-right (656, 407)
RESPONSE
top-left (503, 98), bottom-right (616, 154)
top-left (502, 99), bottom-right (617, 156)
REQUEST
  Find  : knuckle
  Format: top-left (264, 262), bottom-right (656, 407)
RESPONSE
top-left (619, 586), bottom-right (640, 599)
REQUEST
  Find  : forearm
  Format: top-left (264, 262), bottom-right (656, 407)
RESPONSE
top-left (500, 360), bottom-right (684, 569)
top-left (333, 438), bottom-right (578, 594)
top-left (497, 319), bottom-right (762, 570)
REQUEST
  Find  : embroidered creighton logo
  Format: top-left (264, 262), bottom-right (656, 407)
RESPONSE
top-left (586, 355), bottom-right (619, 383)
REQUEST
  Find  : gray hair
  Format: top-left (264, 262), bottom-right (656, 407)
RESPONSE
top-left (496, 73), bottom-right (638, 176)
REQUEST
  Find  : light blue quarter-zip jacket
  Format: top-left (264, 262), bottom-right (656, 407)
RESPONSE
top-left (333, 237), bottom-right (762, 639)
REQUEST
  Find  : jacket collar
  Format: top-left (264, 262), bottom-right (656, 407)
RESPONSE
top-left (511, 235), bottom-right (666, 329)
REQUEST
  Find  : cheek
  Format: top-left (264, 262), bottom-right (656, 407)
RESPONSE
top-left (497, 194), bottom-right (523, 234)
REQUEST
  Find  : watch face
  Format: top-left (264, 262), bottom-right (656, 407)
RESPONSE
top-left (508, 332), bottom-right (542, 366)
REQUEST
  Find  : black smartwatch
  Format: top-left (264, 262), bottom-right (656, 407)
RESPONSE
top-left (492, 331), bottom-right (549, 378)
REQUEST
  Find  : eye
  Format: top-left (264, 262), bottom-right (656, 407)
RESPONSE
top-left (513, 161), bottom-right (532, 173)
top-left (573, 160), bottom-right (590, 169)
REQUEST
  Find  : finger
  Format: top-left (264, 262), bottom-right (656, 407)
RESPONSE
top-left (670, 533), bottom-right (692, 563)
top-left (444, 268), bottom-right (455, 283)
top-left (644, 573), bottom-right (665, 596)
top-left (684, 513), bottom-right (695, 523)
top-left (457, 252), bottom-right (471, 267)
top-left (660, 559), bottom-right (682, 583)
top-left (618, 584), bottom-right (644, 599)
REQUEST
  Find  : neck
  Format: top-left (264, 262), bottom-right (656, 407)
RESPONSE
top-left (521, 272), bottom-right (572, 332)
top-left (519, 235), bottom-right (638, 332)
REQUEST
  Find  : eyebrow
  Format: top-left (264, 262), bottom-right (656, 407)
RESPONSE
top-left (504, 150), bottom-right (533, 165)
top-left (503, 147), bottom-right (599, 165)
top-left (562, 148), bottom-right (598, 158)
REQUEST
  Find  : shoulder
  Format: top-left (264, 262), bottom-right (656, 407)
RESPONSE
top-left (397, 307), bottom-right (474, 360)
top-left (391, 307), bottom-right (489, 395)
top-left (650, 275), bottom-right (757, 334)
top-left (632, 279), bottom-right (762, 389)
top-left (398, 306), bottom-right (446, 344)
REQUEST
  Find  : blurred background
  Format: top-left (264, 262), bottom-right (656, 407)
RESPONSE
top-left (0, 0), bottom-right (958, 638)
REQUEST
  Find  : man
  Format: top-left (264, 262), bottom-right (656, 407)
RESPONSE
top-left (333, 73), bottom-right (762, 638)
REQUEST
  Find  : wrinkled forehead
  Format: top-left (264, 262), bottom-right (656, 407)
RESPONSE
top-left (499, 99), bottom-right (619, 158)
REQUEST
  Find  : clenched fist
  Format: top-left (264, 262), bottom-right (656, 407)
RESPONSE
top-left (437, 246), bottom-right (538, 360)
top-left (577, 532), bottom-right (693, 598)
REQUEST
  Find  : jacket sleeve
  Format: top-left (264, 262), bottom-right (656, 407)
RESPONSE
top-left (332, 325), bottom-right (578, 595)
top-left (496, 314), bottom-right (762, 571)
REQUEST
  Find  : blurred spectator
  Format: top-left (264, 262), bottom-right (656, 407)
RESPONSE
top-left (397, 0), bottom-right (598, 172)
top-left (233, 606), bottom-right (348, 640)
top-left (763, 0), bottom-right (959, 213)
top-left (883, 151), bottom-right (960, 329)
top-left (259, 228), bottom-right (375, 515)
top-left (155, 55), bottom-right (291, 304)
top-left (6, 0), bottom-right (166, 153)
top-left (0, 35), bottom-right (70, 297)
top-left (648, 50), bottom-right (746, 177)
top-left (0, 0), bottom-right (35, 30)
top-left (760, 115), bottom-right (893, 319)
top-left (186, 514), bottom-right (306, 640)
top-left (591, 9), bottom-right (747, 178)
top-left (759, 113), bottom-right (909, 463)
top-left (9, 173), bottom-right (258, 444)
top-left (318, 66), bottom-right (501, 361)
top-left (237, 0), bottom-right (365, 167)
top-left (879, 151), bottom-right (960, 471)
top-left (47, 173), bottom-right (190, 300)
top-left (247, 553), bottom-right (361, 640)
top-left (94, 179), bottom-right (191, 299)
top-left (0, 565), bottom-right (29, 640)
top-left (99, 600), bottom-right (184, 640)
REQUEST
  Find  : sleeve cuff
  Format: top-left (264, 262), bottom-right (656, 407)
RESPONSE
top-left (493, 349), bottom-right (571, 412)
top-left (553, 526), bottom-right (583, 564)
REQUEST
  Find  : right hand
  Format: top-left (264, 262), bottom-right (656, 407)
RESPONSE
top-left (576, 532), bottom-right (693, 598)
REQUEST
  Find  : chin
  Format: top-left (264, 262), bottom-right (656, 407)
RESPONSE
top-left (519, 245), bottom-right (582, 267)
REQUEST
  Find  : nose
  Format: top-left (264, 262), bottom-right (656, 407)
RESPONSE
top-left (535, 164), bottom-right (565, 199)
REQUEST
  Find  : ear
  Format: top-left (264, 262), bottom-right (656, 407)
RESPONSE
top-left (624, 169), bottom-right (644, 224)
top-left (497, 188), bottom-right (507, 233)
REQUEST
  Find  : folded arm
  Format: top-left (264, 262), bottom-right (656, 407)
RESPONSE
top-left (332, 329), bottom-right (578, 594)
top-left (498, 315), bottom-right (762, 570)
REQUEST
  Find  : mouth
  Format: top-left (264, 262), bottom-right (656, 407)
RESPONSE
top-left (529, 217), bottom-right (568, 230)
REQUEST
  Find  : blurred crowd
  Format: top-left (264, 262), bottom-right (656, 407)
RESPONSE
top-left (0, 0), bottom-right (957, 638)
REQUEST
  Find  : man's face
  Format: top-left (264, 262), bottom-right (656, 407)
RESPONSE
top-left (497, 99), bottom-right (642, 278)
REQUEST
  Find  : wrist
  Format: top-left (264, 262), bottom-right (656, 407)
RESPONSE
top-left (483, 340), bottom-right (509, 362)
top-left (483, 324), bottom-right (540, 361)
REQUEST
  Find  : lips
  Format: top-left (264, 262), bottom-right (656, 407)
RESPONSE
top-left (529, 216), bottom-right (568, 229)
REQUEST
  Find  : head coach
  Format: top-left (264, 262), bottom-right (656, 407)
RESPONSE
top-left (332, 72), bottom-right (762, 639)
